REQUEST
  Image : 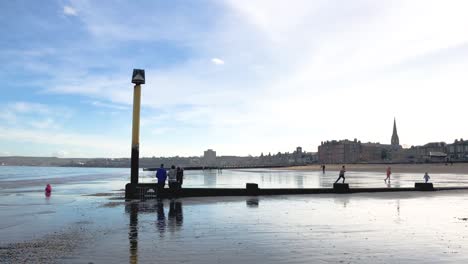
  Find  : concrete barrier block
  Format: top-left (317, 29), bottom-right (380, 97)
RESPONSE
top-left (333, 183), bottom-right (350, 193)
top-left (415, 182), bottom-right (434, 191)
top-left (246, 183), bottom-right (259, 195)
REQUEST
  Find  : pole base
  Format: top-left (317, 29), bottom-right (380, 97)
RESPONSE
top-left (125, 183), bottom-right (138, 199)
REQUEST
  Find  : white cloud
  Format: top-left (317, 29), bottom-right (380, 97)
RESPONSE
top-left (52, 150), bottom-right (69, 158)
top-left (0, 111), bottom-right (16, 123)
top-left (0, 126), bottom-right (127, 157)
top-left (63, 6), bottom-right (77, 16)
top-left (211, 58), bottom-right (225, 65)
top-left (11, 102), bottom-right (50, 114)
top-left (89, 100), bottom-right (129, 110)
top-left (0, 151), bottom-right (11, 156)
top-left (30, 118), bottom-right (58, 130)
top-left (1, 102), bottom-right (73, 120)
top-left (151, 127), bottom-right (174, 135)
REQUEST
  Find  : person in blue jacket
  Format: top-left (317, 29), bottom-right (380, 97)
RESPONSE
top-left (156, 164), bottom-right (167, 191)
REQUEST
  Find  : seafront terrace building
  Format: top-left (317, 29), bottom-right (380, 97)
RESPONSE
top-left (318, 138), bottom-right (468, 164)
top-left (447, 139), bottom-right (468, 161)
top-left (401, 142), bottom-right (447, 163)
top-left (318, 139), bottom-right (395, 163)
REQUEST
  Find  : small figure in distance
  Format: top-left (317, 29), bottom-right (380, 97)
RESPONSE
top-left (423, 172), bottom-right (430, 183)
top-left (321, 164), bottom-right (326, 174)
top-left (156, 164), bottom-right (167, 192)
top-left (385, 166), bottom-right (391, 182)
top-left (45, 184), bottom-right (52, 197)
top-left (334, 165), bottom-right (346, 184)
top-left (176, 167), bottom-right (184, 189)
top-left (168, 165), bottom-right (178, 190)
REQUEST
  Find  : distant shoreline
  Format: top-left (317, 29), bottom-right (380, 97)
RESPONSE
top-left (282, 163), bottom-right (468, 174)
top-left (3, 163), bottom-right (468, 174)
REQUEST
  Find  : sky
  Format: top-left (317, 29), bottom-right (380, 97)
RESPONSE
top-left (1, 0), bottom-right (468, 158)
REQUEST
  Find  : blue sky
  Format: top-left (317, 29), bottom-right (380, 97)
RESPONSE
top-left (1, 0), bottom-right (468, 158)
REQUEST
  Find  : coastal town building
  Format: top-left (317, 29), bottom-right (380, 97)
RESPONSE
top-left (318, 119), bottom-right (402, 163)
top-left (317, 118), bottom-right (468, 164)
top-left (317, 139), bottom-right (394, 163)
top-left (447, 139), bottom-right (468, 161)
top-left (401, 142), bottom-right (447, 163)
top-left (203, 149), bottom-right (217, 166)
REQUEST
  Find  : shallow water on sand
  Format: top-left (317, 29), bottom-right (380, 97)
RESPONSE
top-left (2, 166), bottom-right (468, 263)
top-left (66, 192), bottom-right (468, 263)
top-left (2, 166), bottom-right (468, 192)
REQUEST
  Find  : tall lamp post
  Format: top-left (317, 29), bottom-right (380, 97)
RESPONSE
top-left (126, 69), bottom-right (145, 199)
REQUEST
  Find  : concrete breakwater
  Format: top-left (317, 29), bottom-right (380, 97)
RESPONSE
top-left (124, 183), bottom-right (468, 199)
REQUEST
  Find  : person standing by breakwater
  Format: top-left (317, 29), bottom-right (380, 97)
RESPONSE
top-left (176, 167), bottom-right (184, 189)
top-left (168, 165), bottom-right (178, 189)
top-left (385, 166), bottom-right (391, 182)
top-left (156, 164), bottom-right (167, 192)
top-left (423, 172), bottom-right (430, 183)
top-left (334, 165), bottom-right (346, 184)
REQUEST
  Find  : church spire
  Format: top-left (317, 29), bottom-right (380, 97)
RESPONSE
top-left (391, 118), bottom-right (399, 146)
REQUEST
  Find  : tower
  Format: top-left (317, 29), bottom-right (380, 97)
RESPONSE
top-left (391, 118), bottom-right (399, 146)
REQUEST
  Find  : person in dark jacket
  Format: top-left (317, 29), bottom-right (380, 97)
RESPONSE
top-left (176, 167), bottom-right (184, 189)
top-left (156, 164), bottom-right (167, 192)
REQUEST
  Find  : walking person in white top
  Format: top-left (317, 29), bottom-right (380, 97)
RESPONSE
top-left (334, 165), bottom-right (346, 184)
top-left (423, 172), bottom-right (430, 183)
top-left (168, 165), bottom-right (178, 189)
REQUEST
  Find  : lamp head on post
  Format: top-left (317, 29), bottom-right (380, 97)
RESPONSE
top-left (132, 69), bottom-right (145, 85)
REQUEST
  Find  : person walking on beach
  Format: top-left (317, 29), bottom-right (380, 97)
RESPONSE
top-left (423, 172), bottom-right (430, 183)
top-left (168, 165), bottom-right (178, 189)
top-left (176, 167), bottom-right (184, 189)
top-left (334, 165), bottom-right (346, 184)
top-left (45, 184), bottom-right (52, 197)
top-left (385, 166), bottom-right (392, 182)
top-left (321, 164), bottom-right (326, 174)
top-left (156, 164), bottom-right (167, 192)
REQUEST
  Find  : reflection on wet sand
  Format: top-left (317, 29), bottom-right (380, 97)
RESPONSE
top-left (334, 195), bottom-right (350, 208)
top-left (156, 200), bottom-right (165, 235)
top-left (203, 170), bottom-right (217, 187)
top-left (168, 200), bottom-right (183, 233)
top-left (126, 199), bottom-right (184, 264)
top-left (128, 202), bottom-right (138, 264)
top-left (246, 197), bottom-right (259, 208)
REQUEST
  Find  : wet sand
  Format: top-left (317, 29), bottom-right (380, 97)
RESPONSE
top-left (3, 167), bottom-right (468, 263)
top-left (0, 225), bottom-right (89, 264)
top-left (3, 191), bottom-right (468, 263)
top-left (286, 163), bottom-right (468, 174)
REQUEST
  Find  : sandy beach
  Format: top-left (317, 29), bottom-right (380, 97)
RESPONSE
top-left (285, 163), bottom-right (468, 174)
